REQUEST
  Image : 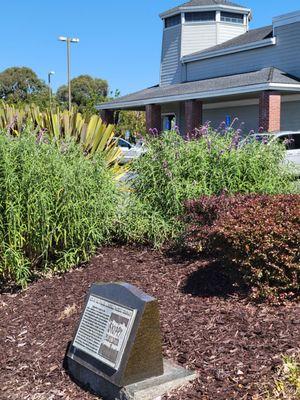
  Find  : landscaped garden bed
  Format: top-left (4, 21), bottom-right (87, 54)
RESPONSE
top-left (0, 107), bottom-right (299, 399)
top-left (1, 246), bottom-right (299, 400)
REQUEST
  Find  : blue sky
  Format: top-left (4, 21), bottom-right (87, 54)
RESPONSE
top-left (0, 0), bottom-right (299, 96)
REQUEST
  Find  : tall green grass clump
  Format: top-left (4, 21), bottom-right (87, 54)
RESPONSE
top-left (0, 133), bottom-right (117, 287)
top-left (264, 353), bottom-right (300, 399)
top-left (125, 129), bottom-right (294, 244)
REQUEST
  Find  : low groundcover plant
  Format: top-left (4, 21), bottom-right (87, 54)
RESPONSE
top-left (263, 352), bottom-right (300, 399)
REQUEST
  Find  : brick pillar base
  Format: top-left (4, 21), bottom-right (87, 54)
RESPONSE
top-left (146, 104), bottom-right (162, 134)
top-left (100, 109), bottom-right (115, 125)
top-left (259, 91), bottom-right (281, 132)
top-left (185, 100), bottom-right (203, 135)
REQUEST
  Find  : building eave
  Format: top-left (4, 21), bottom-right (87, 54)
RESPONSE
top-left (182, 37), bottom-right (277, 63)
top-left (96, 83), bottom-right (300, 110)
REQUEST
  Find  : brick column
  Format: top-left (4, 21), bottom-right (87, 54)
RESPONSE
top-left (146, 104), bottom-right (162, 134)
top-left (259, 91), bottom-right (281, 132)
top-left (185, 100), bottom-right (203, 135)
top-left (100, 109), bottom-right (115, 125)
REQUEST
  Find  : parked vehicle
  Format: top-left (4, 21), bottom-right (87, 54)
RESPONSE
top-left (242, 131), bottom-right (300, 175)
top-left (114, 137), bottom-right (147, 164)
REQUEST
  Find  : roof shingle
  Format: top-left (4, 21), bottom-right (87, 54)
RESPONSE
top-left (162, 0), bottom-right (248, 17)
top-left (98, 67), bottom-right (300, 109)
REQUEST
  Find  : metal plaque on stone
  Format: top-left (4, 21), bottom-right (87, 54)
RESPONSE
top-left (73, 295), bottom-right (137, 370)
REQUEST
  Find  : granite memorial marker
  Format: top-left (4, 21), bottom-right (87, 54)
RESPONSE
top-left (66, 282), bottom-right (197, 400)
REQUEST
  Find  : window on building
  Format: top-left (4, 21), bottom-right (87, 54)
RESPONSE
top-left (162, 114), bottom-right (176, 131)
top-left (220, 12), bottom-right (244, 24)
top-left (165, 14), bottom-right (181, 28)
top-left (185, 11), bottom-right (216, 22)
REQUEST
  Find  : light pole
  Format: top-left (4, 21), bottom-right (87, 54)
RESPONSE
top-left (58, 36), bottom-right (79, 111)
top-left (48, 71), bottom-right (55, 109)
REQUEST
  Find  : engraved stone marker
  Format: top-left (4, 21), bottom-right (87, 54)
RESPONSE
top-left (66, 282), bottom-right (197, 400)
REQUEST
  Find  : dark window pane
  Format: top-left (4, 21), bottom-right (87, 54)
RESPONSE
top-left (118, 138), bottom-right (132, 149)
top-left (278, 134), bottom-right (300, 150)
top-left (221, 12), bottom-right (244, 24)
top-left (185, 11), bottom-right (216, 22)
top-left (165, 14), bottom-right (181, 28)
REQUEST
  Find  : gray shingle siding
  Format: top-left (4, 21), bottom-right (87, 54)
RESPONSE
top-left (160, 25), bottom-right (182, 86)
top-left (186, 22), bottom-right (300, 81)
top-left (204, 100), bottom-right (300, 132)
top-left (203, 104), bottom-right (258, 132)
top-left (188, 25), bottom-right (273, 58)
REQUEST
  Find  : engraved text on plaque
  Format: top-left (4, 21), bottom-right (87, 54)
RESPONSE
top-left (73, 294), bottom-right (137, 370)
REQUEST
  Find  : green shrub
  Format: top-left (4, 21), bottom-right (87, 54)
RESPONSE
top-left (114, 194), bottom-right (180, 247)
top-left (264, 353), bottom-right (300, 399)
top-left (0, 133), bottom-right (117, 287)
top-left (133, 130), bottom-right (294, 223)
top-left (184, 194), bottom-right (300, 299)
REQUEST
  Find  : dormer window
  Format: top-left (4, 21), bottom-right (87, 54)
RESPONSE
top-left (185, 11), bottom-right (216, 22)
top-left (220, 12), bottom-right (244, 24)
top-left (165, 14), bottom-right (181, 28)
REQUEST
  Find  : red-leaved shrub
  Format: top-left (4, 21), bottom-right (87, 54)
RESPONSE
top-left (184, 194), bottom-right (300, 298)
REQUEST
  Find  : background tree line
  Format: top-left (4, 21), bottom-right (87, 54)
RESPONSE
top-left (0, 66), bottom-right (146, 137)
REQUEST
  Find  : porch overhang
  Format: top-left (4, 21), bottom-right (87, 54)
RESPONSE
top-left (98, 67), bottom-right (300, 133)
top-left (98, 83), bottom-right (300, 110)
top-left (96, 67), bottom-right (300, 111)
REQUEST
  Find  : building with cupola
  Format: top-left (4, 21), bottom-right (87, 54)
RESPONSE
top-left (98, 1), bottom-right (300, 135)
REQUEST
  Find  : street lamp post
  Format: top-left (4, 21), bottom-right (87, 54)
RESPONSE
top-left (48, 71), bottom-right (55, 109)
top-left (58, 36), bottom-right (79, 111)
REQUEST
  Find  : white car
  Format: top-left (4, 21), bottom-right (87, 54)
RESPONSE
top-left (243, 131), bottom-right (300, 175)
top-left (114, 138), bottom-right (147, 164)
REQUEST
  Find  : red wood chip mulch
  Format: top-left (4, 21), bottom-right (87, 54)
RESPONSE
top-left (0, 246), bottom-right (299, 400)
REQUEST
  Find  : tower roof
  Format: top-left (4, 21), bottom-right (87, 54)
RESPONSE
top-left (181, 0), bottom-right (245, 7)
top-left (160, 0), bottom-right (250, 19)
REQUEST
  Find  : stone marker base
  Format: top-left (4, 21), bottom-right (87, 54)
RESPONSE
top-left (67, 358), bottom-right (198, 400)
top-left (123, 359), bottom-right (198, 400)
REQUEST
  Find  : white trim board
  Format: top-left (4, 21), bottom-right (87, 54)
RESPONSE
top-left (181, 37), bottom-right (276, 63)
top-left (97, 84), bottom-right (300, 110)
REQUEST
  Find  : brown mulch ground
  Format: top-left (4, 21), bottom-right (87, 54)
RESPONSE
top-left (0, 246), bottom-right (299, 400)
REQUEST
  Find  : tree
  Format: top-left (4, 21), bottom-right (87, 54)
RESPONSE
top-left (116, 111), bottom-right (146, 141)
top-left (0, 67), bottom-right (48, 105)
top-left (56, 75), bottom-right (108, 114)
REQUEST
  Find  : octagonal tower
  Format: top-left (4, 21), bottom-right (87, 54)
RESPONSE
top-left (160, 0), bottom-right (252, 86)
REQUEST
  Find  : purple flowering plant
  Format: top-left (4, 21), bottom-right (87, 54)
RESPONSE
top-left (132, 124), bottom-right (293, 228)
